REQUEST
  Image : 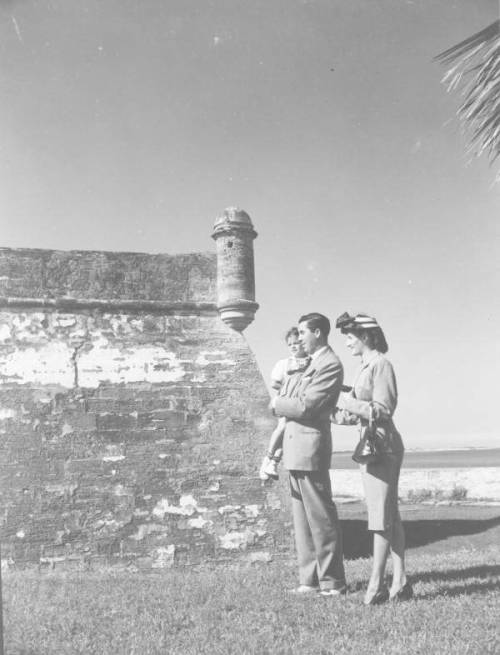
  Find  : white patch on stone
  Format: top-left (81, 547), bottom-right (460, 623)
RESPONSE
top-left (246, 551), bottom-right (273, 563)
top-left (113, 484), bottom-right (132, 496)
top-left (218, 505), bottom-right (241, 514)
top-left (129, 319), bottom-right (143, 331)
top-left (1, 557), bottom-right (14, 572)
top-left (151, 545), bottom-right (175, 568)
top-left (243, 505), bottom-right (261, 518)
top-left (40, 556), bottom-right (66, 565)
top-left (54, 316), bottom-right (77, 327)
top-left (0, 408), bottom-right (16, 420)
top-left (195, 351), bottom-right (236, 366)
top-left (218, 529), bottom-right (256, 550)
top-left (265, 492), bottom-right (282, 510)
top-left (131, 523), bottom-right (170, 541)
top-left (16, 530), bottom-right (25, 539)
top-left (0, 343), bottom-right (74, 386)
top-left (179, 494), bottom-right (198, 512)
top-left (45, 483), bottom-right (78, 496)
top-left (187, 516), bottom-right (212, 529)
top-left (0, 324), bottom-right (11, 342)
top-left (78, 345), bottom-right (186, 387)
top-left (102, 455), bottom-right (125, 462)
top-left (152, 496), bottom-right (197, 518)
top-left (61, 423), bottom-right (73, 437)
top-left (254, 525), bottom-right (268, 538)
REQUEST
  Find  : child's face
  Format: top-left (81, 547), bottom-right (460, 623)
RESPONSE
top-left (287, 336), bottom-right (306, 359)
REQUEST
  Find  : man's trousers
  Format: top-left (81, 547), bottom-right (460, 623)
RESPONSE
top-left (289, 469), bottom-right (346, 590)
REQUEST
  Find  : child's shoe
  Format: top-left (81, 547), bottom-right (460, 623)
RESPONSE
top-left (259, 456), bottom-right (272, 481)
top-left (259, 456), bottom-right (279, 481)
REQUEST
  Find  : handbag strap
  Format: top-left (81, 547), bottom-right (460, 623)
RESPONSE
top-left (365, 403), bottom-right (377, 440)
top-left (368, 403), bottom-right (375, 428)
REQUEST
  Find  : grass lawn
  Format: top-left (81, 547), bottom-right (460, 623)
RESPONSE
top-left (2, 504), bottom-right (500, 655)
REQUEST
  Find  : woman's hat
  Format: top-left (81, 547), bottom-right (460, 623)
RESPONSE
top-left (335, 312), bottom-right (379, 331)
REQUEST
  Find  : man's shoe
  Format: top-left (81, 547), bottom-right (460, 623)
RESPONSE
top-left (289, 585), bottom-right (319, 594)
top-left (319, 586), bottom-right (347, 597)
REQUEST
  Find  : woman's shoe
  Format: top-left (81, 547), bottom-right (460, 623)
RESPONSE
top-left (363, 586), bottom-right (389, 606)
top-left (390, 581), bottom-right (413, 602)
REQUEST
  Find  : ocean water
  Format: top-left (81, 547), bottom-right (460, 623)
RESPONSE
top-left (332, 448), bottom-right (500, 470)
top-left (329, 448), bottom-right (500, 502)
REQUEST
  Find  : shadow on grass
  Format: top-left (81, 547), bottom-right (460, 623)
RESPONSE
top-left (342, 516), bottom-right (500, 559)
top-left (412, 564), bottom-right (500, 584)
top-left (415, 564), bottom-right (500, 600)
top-left (418, 579), bottom-right (500, 600)
top-left (346, 565), bottom-right (500, 596)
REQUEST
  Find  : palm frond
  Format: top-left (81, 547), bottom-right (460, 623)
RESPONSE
top-left (435, 20), bottom-right (500, 169)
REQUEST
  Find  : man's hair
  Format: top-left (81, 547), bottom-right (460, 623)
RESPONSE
top-left (298, 313), bottom-right (330, 337)
top-left (285, 327), bottom-right (299, 342)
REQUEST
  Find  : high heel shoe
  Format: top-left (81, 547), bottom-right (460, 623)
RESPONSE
top-left (390, 581), bottom-right (413, 602)
top-left (363, 586), bottom-right (389, 606)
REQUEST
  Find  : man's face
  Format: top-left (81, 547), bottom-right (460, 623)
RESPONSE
top-left (298, 322), bottom-right (320, 355)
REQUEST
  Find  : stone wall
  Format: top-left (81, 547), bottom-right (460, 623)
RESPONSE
top-left (0, 243), bottom-right (290, 570)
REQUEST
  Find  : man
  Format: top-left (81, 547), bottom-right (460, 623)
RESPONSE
top-left (271, 312), bottom-right (346, 596)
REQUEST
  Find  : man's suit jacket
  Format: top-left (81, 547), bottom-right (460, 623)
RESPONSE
top-left (274, 346), bottom-right (343, 471)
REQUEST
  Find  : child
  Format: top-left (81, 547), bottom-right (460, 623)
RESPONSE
top-left (259, 327), bottom-right (310, 481)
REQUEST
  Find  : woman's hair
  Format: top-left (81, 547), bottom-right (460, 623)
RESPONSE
top-left (348, 326), bottom-right (389, 354)
top-left (285, 326), bottom-right (299, 342)
top-left (336, 312), bottom-right (389, 353)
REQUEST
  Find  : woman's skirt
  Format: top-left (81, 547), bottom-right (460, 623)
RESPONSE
top-left (360, 451), bottom-right (404, 531)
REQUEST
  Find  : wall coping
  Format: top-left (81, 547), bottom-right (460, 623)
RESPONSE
top-left (0, 297), bottom-right (218, 315)
top-left (0, 247), bottom-right (217, 304)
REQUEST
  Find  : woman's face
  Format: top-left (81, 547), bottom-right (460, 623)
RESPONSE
top-left (345, 332), bottom-right (365, 357)
top-left (287, 336), bottom-right (306, 358)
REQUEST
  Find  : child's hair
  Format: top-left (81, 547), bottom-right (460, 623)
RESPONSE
top-left (285, 327), bottom-right (299, 343)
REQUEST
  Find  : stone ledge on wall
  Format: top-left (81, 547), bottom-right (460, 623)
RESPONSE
top-left (0, 247), bottom-right (217, 304)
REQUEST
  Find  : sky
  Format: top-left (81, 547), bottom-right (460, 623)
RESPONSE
top-left (1, 0), bottom-right (499, 450)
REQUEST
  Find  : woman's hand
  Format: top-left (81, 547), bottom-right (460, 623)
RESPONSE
top-left (331, 408), bottom-right (359, 425)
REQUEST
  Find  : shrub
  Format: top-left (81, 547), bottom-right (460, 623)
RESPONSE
top-left (405, 485), bottom-right (469, 503)
top-left (449, 485), bottom-right (468, 501)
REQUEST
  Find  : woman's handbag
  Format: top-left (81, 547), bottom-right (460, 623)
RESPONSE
top-left (352, 404), bottom-right (384, 464)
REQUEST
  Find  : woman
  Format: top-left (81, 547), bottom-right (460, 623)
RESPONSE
top-left (334, 312), bottom-right (412, 605)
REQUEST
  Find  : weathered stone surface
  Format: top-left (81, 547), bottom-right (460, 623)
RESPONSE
top-left (211, 208), bottom-right (258, 331)
top-left (0, 248), bottom-right (292, 569)
top-left (0, 248), bottom-right (216, 303)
